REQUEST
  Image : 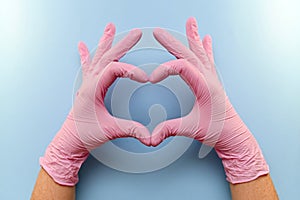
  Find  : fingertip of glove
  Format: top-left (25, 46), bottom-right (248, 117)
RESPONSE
top-left (78, 42), bottom-right (89, 57)
top-left (148, 74), bottom-right (158, 84)
top-left (153, 27), bottom-right (164, 37)
top-left (139, 137), bottom-right (151, 147)
top-left (203, 34), bottom-right (212, 42)
top-left (136, 75), bottom-right (149, 83)
top-left (207, 35), bottom-right (212, 43)
top-left (148, 74), bottom-right (155, 83)
top-left (150, 136), bottom-right (161, 147)
top-left (187, 16), bottom-right (197, 26)
top-left (130, 69), bottom-right (148, 83)
top-left (149, 68), bottom-right (166, 84)
top-left (104, 23), bottom-right (116, 36)
top-left (141, 75), bottom-right (149, 83)
top-left (135, 127), bottom-right (151, 146)
top-left (78, 41), bottom-right (86, 50)
top-left (130, 28), bottom-right (142, 39)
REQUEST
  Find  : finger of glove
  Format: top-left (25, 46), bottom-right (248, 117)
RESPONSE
top-left (98, 62), bottom-right (148, 95)
top-left (91, 23), bottom-right (116, 67)
top-left (202, 35), bottom-right (215, 66)
top-left (149, 59), bottom-right (206, 97)
top-left (153, 27), bottom-right (199, 66)
top-left (151, 117), bottom-right (193, 147)
top-left (111, 118), bottom-right (151, 146)
top-left (78, 41), bottom-right (91, 74)
top-left (99, 29), bottom-right (142, 69)
top-left (186, 17), bottom-right (210, 67)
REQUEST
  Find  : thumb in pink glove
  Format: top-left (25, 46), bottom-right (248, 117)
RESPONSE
top-left (40, 23), bottom-right (151, 186)
top-left (149, 17), bottom-right (269, 184)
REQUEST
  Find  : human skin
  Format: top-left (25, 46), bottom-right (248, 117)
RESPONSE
top-left (230, 174), bottom-right (278, 200)
top-left (31, 168), bottom-right (75, 200)
top-left (31, 168), bottom-right (278, 200)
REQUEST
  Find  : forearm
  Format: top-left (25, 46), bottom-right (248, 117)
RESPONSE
top-left (230, 174), bottom-right (278, 200)
top-left (31, 168), bottom-right (75, 200)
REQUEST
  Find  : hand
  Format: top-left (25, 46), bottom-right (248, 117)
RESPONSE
top-left (149, 17), bottom-right (269, 184)
top-left (40, 23), bottom-right (151, 186)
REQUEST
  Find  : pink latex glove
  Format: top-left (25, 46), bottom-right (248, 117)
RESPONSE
top-left (40, 23), bottom-right (151, 186)
top-left (149, 17), bottom-right (269, 184)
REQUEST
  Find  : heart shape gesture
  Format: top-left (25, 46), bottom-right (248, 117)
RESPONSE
top-left (40, 18), bottom-right (269, 186)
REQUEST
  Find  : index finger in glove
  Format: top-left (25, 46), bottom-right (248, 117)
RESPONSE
top-left (101, 29), bottom-right (142, 67)
top-left (109, 117), bottom-right (151, 146)
top-left (153, 28), bottom-right (203, 71)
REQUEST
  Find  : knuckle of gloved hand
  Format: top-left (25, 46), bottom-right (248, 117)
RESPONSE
top-left (123, 70), bottom-right (134, 79)
top-left (128, 125), bottom-right (138, 137)
top-left (187, 57), bottom-right (200, 67)
top-left (166, 65), bottom-right (179, 75)
top-left (102, 54), bottom-right (115, 64)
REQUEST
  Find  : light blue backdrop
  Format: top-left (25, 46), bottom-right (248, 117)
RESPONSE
top-left (1, 0), bottom-right (299, 199)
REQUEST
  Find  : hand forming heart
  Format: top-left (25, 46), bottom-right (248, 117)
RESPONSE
top-left (149, 17), bottom-right (268, 184)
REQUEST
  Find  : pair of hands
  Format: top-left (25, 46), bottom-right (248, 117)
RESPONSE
top-left (40, 17), bottom-right (269, 186)
top-left (74, 17), bottom-right (221, 149)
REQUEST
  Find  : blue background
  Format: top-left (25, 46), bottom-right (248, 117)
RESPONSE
top-left (1, 0), bottom-right (300, 199)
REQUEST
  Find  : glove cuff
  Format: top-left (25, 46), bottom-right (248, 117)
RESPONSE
top-left (216, 133), bottom-right (269, 184)
top-left (40, 114), bottom-right (89, 186)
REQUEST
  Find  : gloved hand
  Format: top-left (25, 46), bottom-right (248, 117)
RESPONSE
top-left (40, 23), bottom-right (151, 186)
top-left (149, 17), bottom-right (269, 184)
